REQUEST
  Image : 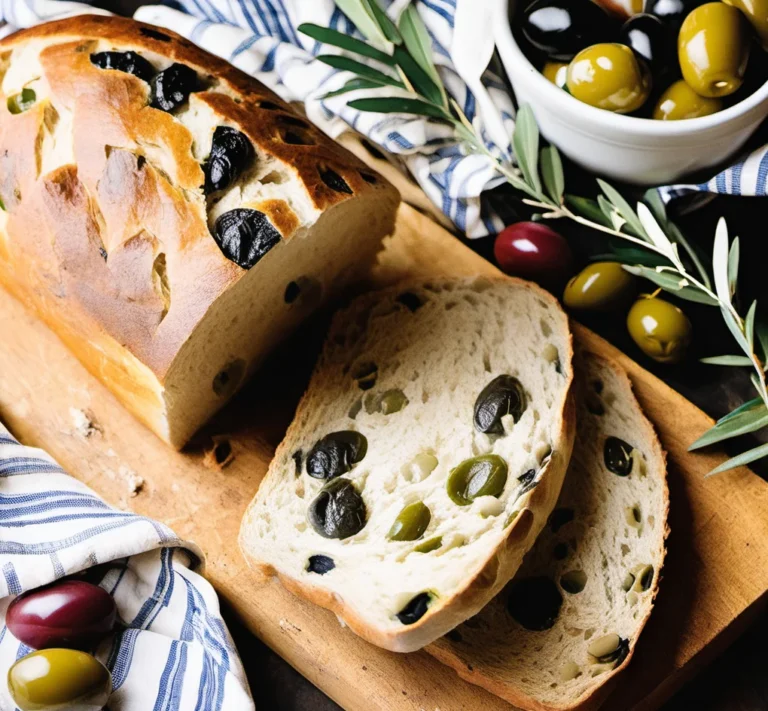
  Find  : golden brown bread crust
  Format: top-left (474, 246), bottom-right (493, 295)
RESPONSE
top-left (0, 15), bottom-right (389, 381)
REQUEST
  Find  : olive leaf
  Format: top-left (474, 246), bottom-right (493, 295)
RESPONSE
top-left (598, 195), bottom-right (626, 232)
top-left (622, 265), bottom-right (717, 304)
top-left (335, 0), bottom-right (392, 47)
top-left (323, 77), bottom-right (392, 98)
top-left (348, 96), bottom-right (451, 119)
top-left (756, 317), bottom-right (768, 367)
top-left (316, 54), bottom-right (404, 87)
top-left (393, 45), bottom-right (444, 105)
top-left (512, 105), bottom-right (542, 197)
top-left (706, 441), bottom-right (768, 477)
top-left (298, 23), bottom-right (395, 64)
top-left (728, 236), bottom-right (740, 298)
top-left (364, 0), bottom-right (403, 44)
top-left (690, 399), bottom-right (768, 451)
top-left (745, 300), bottom-right (757, 351)
top-left (700, 355), bottom-right (755, 366)
top-left (397, 4), bottom-right (446, 107)
top-left (565, 195), bottom-right (612, 227)
top-left (540, 145), bottom-right (564, 205)
top-left (597, 180), bottom-right (648, 239)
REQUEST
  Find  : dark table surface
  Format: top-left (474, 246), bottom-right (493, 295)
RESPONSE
top-left (79, 2), bottom-right (768, 709)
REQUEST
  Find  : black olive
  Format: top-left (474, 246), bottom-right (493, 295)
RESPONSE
top-left (518, 468), bottom-right (538, 495)
top-left (396, 292), bottom-right (423, 312)
top-left (204, 126), bottom-right (255, 194)
top-left (618, 14), bottom-right (675, 77)
top-left (292, 450), bottom-right (303, 476)
top-left (213, 209), bottom-right (281, 269)
top-left (520, 0), bottom-right (616, 61)
top-left (306, 554), bottom-right (335, 575)
top-left (646, 0), bottom-right (707, 28)
top-left (284, 281), bottom-right (301, 304)
top-left (549, 507), bottom-right (574, 532)
top-left (604, 436), bottom-right (635, 477)
top-left (396, 592), bottom-right (432, 625)
top-left (473, 375), bottom-right (527, 435)
top-left (150, 63), bottom-right (198, 112)
top-left (507, 576), bottom-right (563, 631)
top-left (90, 51), bottom-right (155, 82)
top-left (320, 168), bottom-right (352, 194)
top-left (306, 431), bottom-right (368, 480)
top-left (140, 27), bottom-right (172, 42)
top-left (308, 478), bottom-right (367, 539)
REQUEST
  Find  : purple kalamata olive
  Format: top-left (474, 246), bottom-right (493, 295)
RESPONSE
top-left (7, 580), bottom-right (117, 651)
top-left (494, 222), bottom-right (574, 289)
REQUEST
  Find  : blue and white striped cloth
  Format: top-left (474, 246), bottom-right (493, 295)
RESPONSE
top-left (0, 424), bottom-right (255, 711)
top-left (1, 0), bottom-right (766, 237)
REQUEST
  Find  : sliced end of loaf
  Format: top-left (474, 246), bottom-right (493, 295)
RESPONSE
top-left (428, 351), bottom-right (669, 711)
top-left (240, 275), bottom-right (576, 652)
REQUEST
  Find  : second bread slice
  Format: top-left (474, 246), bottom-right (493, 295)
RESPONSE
top-left (239, 276), bottom-right (576, 652)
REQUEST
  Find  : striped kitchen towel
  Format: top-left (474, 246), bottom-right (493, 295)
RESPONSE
top-left (0, 424), bottom-right (255, 711)
top-left (1, 0), bottom-right (765, 238)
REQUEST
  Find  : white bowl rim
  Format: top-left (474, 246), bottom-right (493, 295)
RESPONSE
top-left (494, 0), bottom-right (768, 137)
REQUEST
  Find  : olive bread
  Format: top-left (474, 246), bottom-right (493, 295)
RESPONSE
top-left (428, 353), bottom-right (669, 710)
top-left (239, 276), bottom-right (576, 652)
top-left (0, 16), bottom-right (399, 448)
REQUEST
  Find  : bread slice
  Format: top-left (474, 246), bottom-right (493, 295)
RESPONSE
top-left (428, 352), bottom-right (669, 711)
top-left (0, 16), bottom-right (399, 448)
top-left (239, 276), bottom-right (576, 652)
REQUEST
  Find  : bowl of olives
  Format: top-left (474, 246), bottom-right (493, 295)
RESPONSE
top-left (494, 0), bottom-right (768, 183)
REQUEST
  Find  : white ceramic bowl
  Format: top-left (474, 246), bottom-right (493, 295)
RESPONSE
top-left (494, 0), bottom-right (768, 184)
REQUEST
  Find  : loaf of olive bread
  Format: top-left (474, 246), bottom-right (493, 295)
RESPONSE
top-left (428, 352), bottom-right (668, 711)
top-left (0, 16), bottom-right (399, 448)
top-left (239, 276), bottom-right (576, 652)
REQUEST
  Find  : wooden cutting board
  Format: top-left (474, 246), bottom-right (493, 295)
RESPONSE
top-left (2, 203), bottom-right (768, 711)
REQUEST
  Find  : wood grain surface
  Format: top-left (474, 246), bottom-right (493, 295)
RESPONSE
top-left (1, 204), bottom-right (768, 711)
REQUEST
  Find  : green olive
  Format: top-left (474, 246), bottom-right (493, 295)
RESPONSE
top-left (724, 0), bottom-right (768, 49)
top-left (8, 649), bottom-right (112, 711)
top-left (447, 454), bottom-right (508, 506)
top-left (627, 296), bottom-right (692, 363)
top-left (7, 87), bottom-right (36, 115)
top-left (563, 262), bottom-right (636, 311)
top-left (678, 3), bottom-right (750, 98)
top-left (653, 80), bottom-right (723, 120)
top-left (566, 43), bottom-right (651, 113)
top-left (414, 535), bottom-right (442, 553)
top-left (388, 501), bottom-right (431, 541)
top-left (543, 61), bottom-right (568, 89)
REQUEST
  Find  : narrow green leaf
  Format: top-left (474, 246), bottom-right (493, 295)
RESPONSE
top-left (623, 265), bottom-right (686, 291)
top-left (706, 441), bottom-right (768, 476)
top-left (540, 145), bottom-right (564, 205)
top-left (745, 300), bottom-right (757, 350)
top-left (718, 397), bottom-right (764, 425)
top-left (598, 195), bottom-right (624, 231)
top-left (565, 195), bottom-right (612, 227)
top-left (512, 105), bottom-right (542, 197)
top-left (728, 236), bottom-right (740, 298)
top-left (348, 96), bottom-right (451, 119)
top-left (636, 203), bottom-right (676, 262)
top-left (298, 23), bottom-right (395, 64)
top-left (700, 355), bottom-right (755, 367)
top-left (712, 218), bottom-right (731, 307)
top-left (322, 77), bottom-right (390, 98)
top-left (364, 0), bottom-right (402, 44)
top-left (597, 179), bottom-right (648, 239)
top-left (690, 401), bottom-right (768, 451)
top-left (721, 305), bottom-right (751, 355)
top-left (397, 5), bottom-right (443, 103)
top-left (393, 45), bottom-right (443, 105)
top-left (674, 286), bottom-right (721, 305)
top-left (643, 188), bottom-right (668, 226)
top-left (335, 0), bottom-right (390, 46)
top-left (316, 54), bottom-right (404, 87)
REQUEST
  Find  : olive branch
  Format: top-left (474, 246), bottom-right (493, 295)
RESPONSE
top-left (304, 0), bottom-right (768, 475)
